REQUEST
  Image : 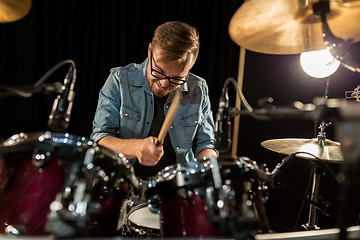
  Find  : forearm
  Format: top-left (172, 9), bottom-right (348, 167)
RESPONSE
top-left (98, 136), bottom-right (141, 159)
top-left (197, 148), bottom-right (218, 160)
top-left (98, 135), bottom-right (164, 166)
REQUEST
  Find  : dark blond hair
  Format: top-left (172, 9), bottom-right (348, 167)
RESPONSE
top-left (151, 21), bottom-right (200, 63)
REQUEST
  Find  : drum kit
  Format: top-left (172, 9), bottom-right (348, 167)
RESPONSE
top-left (1, 0), bottom-right (360, 239)
top-left (0, 132), bottom-right (139, 237)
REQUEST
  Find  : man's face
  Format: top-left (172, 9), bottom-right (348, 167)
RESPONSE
top-left (147, 45), bottom-right (194, 97)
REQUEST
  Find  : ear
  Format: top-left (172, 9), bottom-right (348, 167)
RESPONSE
top-left (148, 43), bottom-right (152, 58)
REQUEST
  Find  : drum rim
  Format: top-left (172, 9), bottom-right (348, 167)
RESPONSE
top-left (149, 159), bottom-right (212, 183)
top-left (0, 131), bottom-right (139, 190)
top-left (2, 131), bottom-right (93, 148)
top-left (127, 203), bottom-right (160, 231)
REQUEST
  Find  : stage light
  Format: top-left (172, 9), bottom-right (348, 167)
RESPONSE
top-left (300, 49), bottom-right (340, 78)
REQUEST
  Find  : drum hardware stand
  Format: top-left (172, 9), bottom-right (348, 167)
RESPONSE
top-left (251, 165), bottom-right (271, 234)
top-left (205, 181), bottom-right (256, 240)
top-left (345, 85), bottom-right (360, 102)
top-left (314, 2), bottom-right (360, 236)
top-left (301, 162), bottom-right (324, 230)
top-left (302, 121), bottom-right (331, 230)
top-left (46, 148), bottom-right (99, 238)
top-left (206, 156), bottom-right (267, 239)
top-left (336, 119), bottom-right (360, 240)
top-left (304, 0), bottom-right (360, 231)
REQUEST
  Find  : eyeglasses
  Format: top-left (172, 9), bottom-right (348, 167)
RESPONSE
top-left (150, 51), bottom-right (188, 85)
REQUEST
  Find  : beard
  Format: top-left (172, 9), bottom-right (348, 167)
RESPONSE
top-left (148, 78), bottom-right (177, 97)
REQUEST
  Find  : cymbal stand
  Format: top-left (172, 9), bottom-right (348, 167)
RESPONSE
top-left (302, 122), bottom-right (330, 230)
top-left (301, 163), bottom-right (324, 230)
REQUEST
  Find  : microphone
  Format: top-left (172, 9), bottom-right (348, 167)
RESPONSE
top-left (28, 82), bottom-right (63, 95)
top-left (271, 153), bottom-right (296, 183)
top-left (0, 82), bottom-right (63, 98)
top-left (48, 66), bottom-right (76, 132)
top-left (214, 87), bottom-right (232, 153)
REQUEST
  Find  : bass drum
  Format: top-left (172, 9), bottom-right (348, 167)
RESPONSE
top-left (0, 132), bottom-right (138, 237)
top-left (145, 159), bottom-right (226, 238)
top-left (145, 157), bottom-right (272, 238)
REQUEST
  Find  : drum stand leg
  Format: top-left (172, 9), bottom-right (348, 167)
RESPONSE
top-left (302, 165), bottom-right (323, 230)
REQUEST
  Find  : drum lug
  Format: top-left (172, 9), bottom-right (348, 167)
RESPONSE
top-left (4, 224), bottom-right (26, 236)
top-left (32, 151), bottom-right (51, 168)
top-left (206, 181), bottom-right (237, 220)
top-left (176, 187), bottom-right (188, 199)
top-left (148, 195), bottom-right (160, 214)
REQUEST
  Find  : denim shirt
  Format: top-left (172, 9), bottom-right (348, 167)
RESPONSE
top-left (91, 58), bottom-right (217, 164)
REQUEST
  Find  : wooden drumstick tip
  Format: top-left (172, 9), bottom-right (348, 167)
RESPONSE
top-left (157, 91), bottom-right (181, 144)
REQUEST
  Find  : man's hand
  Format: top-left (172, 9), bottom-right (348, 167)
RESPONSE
top-left (136, 136), bottom-right (164, 166)
top-left (98, 136), bottom-right (163, 166)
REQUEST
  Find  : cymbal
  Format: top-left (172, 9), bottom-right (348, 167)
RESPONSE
top-left (261, 138), bottom-right (343, 163)
top-left (228, 0), bottom-right (360, 54)
top-left (0, 0), bottom-right (31, 23)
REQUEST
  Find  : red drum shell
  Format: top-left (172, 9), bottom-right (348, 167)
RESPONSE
top-left (0, 132), bottom-right (135, 237)
top-left (160, 190), bottom-right (225, 237)
top-left (0, 153), bottom-right (65, 234)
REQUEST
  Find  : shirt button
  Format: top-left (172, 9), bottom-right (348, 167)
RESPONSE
top-left (147, 122), bottom-right (150, 125)
top-left (124, 113), bottom-right (128, 117)
top-left (194, 121), bottom-right (198, 124)
top-left (170, 126), bottom-right (173, 129)
top-left (176, 147), bottom-right (179, 150)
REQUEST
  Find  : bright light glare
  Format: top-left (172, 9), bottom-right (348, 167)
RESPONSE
top-left (300, 49), bottom-right (340, 78)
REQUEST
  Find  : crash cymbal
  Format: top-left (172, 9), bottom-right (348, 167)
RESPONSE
top-left (261, 138), bottom-right (343, 163)
top-left (0, 0), bottom-right (31, 23)
top-left (228, 0), bottom-right (360, 54)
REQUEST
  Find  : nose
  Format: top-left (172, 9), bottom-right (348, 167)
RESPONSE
top-left (159, 78), bottom-right (173, 88)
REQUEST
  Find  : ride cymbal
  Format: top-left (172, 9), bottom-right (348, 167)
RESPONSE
top-left (261, 138), bottom-right (343, 163)
top-left (228, 0), bottom-right (360, 54)
top-left (0, 0), bottom-right (31, 23)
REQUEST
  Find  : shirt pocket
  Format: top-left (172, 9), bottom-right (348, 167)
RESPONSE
top-left (119, 104), bottom-right (141, 137)
top-left (120, 104), bottom-right (141, 121)
top-left (180, 112), bottom-right (200, 144)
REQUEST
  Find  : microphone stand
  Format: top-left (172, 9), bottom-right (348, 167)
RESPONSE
top-left (275, 180), bottom-right (336, 220)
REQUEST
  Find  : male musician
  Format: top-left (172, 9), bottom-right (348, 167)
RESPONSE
top-left (91, 21), bottom-right (217, 180)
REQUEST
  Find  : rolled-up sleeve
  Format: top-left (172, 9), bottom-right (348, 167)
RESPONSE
top-left (192, 82), bottom-right (218, 157)
top-left (91, 71), bottom-right (121, 143)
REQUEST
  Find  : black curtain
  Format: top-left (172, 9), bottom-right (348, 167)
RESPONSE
top-left (1, 0), bottom-right (360, 233)
top-left (0, 0), bottom-right (241, 140)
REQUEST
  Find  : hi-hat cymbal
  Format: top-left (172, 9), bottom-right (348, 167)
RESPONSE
top-left (0, 0), bottom-right (31, 23)
top-left (261, 138), bottom-right (343, 163)
top-left (228, 0), bottom-right (360, 54)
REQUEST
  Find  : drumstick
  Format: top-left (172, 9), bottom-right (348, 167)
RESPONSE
top-left (157, 90), bottom-right (181, 146)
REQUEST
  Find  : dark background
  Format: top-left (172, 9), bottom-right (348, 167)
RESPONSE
top-left (1, 0), bottom-right (360, 234)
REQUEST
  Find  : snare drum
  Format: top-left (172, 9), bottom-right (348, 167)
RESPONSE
top-left (123, 203), bottom-right (160, 237)
top-left (0, 132), bottom-right (138, 237)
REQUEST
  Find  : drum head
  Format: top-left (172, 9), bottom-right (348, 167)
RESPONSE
top-left (128, 204), bottom-right (160, 230)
